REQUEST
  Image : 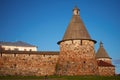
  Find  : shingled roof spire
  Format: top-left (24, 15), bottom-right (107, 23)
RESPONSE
top-left (100, 41), bottom-right (103, 47)
top-left (96, 41), bottom-right (111, 59)
top-left (57, 7), bottom-right (96, 44)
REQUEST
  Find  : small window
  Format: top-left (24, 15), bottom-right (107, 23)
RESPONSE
top-left (43, 55), bottom-right (45, 57)
top-left (14, 48), bottom-right (18, 51)
top-left (83, 61), bottom-right (86, 64)
top-left (77, 11), bottom-right (79, 14)
top-left (30, 49), bottom-right (32, 51)
top-left (14, 64), bottom-right (17, 68)
top-left (24, 49), bottom-right (27, 51)
top-left (80, 40), bottom-right (82, 45)
top-left (14, 54), bottom-right (16, 57)
top-left (8, 48), bottom-right (11, 51)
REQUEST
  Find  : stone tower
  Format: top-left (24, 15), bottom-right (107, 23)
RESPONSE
top-left (57, 7), bottom-right (98, 75)
top-left (96, 42), bottom-right (115, 76)
top-left (96, 42), bottom-right (112, 64)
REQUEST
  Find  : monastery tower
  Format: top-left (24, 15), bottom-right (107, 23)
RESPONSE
top-left (57, 7), bottom-right (98, 75)
top-left (96, 42), bottom-right (115, 76)
top-left (96, 42), bottom-right (112, 64)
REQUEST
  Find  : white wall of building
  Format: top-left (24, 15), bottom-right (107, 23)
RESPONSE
top-left (1, 45), bottom-right (37, 51)
top-left (97, 58), bottom-right (111, 64)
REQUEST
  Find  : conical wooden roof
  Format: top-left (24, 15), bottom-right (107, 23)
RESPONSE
top-left (57, 7), bottom-right (96, 44)
top-left (96, 42), bottom-right (111, 59)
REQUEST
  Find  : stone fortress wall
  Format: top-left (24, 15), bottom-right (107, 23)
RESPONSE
top-left (0, 51), bottom-right (59, 76)
top-left (0, 50), bottom-right (115, 76)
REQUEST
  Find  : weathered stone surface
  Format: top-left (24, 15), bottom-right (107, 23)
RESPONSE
top-left (98, 67), bottom-right (115, 76)
top-left (57, 40), bottom-right (99, 75)
top-left (0, 47), bottom-right (115, 76)
top-left (0, 53), bottom-right (58, 76)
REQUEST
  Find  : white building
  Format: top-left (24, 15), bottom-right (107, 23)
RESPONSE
top-left (0, 41), bottom-right (37, 51)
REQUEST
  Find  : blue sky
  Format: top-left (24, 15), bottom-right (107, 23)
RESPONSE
top-left (0, 0), bottom-right (120, 74)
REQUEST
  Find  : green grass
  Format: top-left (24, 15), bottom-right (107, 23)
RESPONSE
top-left (0, 75), bottom-right (120, 80)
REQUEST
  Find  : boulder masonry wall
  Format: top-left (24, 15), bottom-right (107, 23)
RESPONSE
top-left (0, 51), bottom-right (59, 76)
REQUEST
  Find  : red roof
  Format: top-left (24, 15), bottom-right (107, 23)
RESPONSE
top-left (97, 60), bottom-right (115, 67)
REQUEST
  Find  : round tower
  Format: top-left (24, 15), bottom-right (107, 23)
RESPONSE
top-left (96, 42), bottom-right (112, 64)
top-left (56, 7), bottom-right (98, 75)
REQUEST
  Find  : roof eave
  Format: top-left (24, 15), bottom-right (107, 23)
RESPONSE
top-left (96, 57), bottom-right (112, 59)
top-left (57, 39), bottom-right (97, 45)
